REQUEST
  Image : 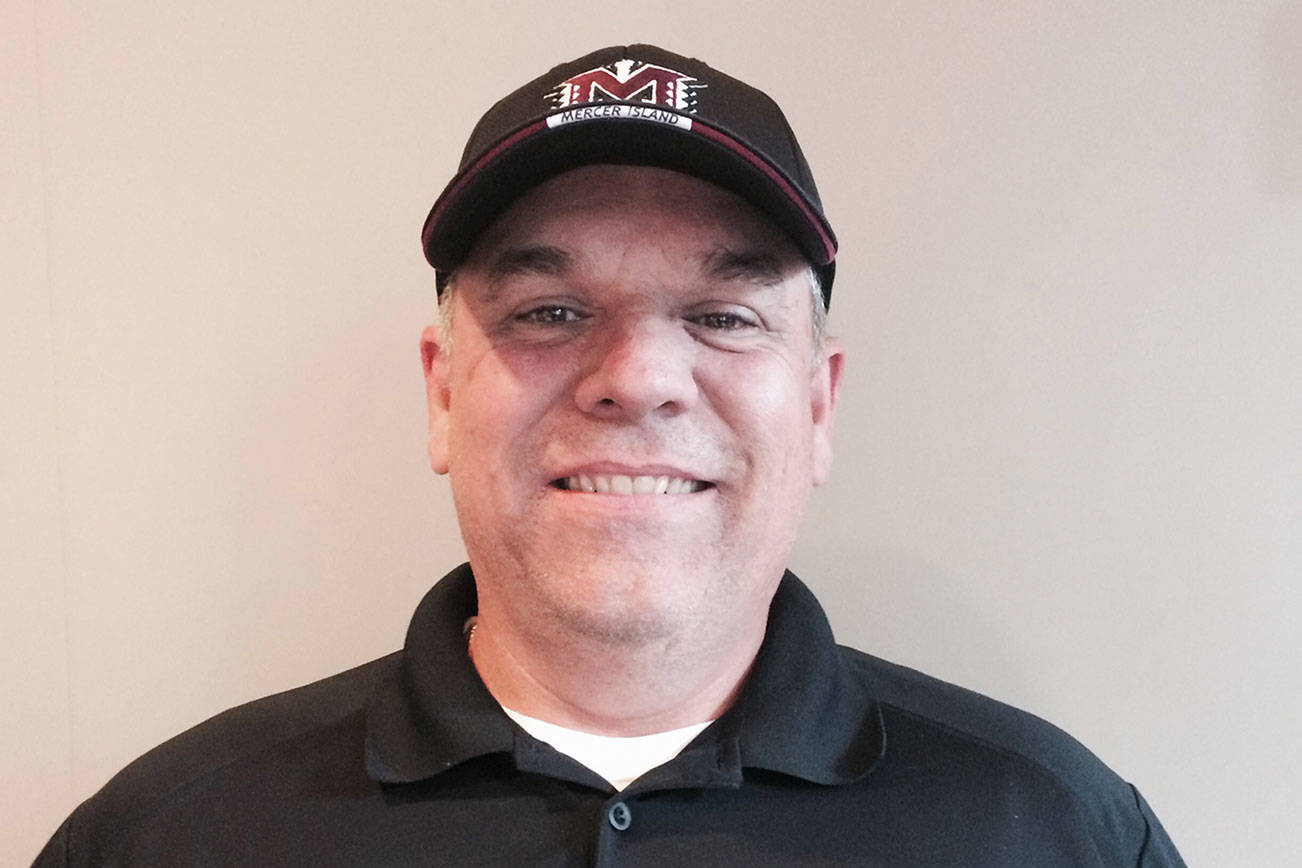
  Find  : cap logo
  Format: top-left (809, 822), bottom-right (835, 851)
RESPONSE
top-left (549, 59), bottom-right (703, 113)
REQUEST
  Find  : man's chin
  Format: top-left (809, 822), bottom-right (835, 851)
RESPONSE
top-left (526, 560), bottom-right (713, 646)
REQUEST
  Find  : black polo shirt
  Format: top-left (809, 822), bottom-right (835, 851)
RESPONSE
top-left (35, 565), bottom-right (1184, 866)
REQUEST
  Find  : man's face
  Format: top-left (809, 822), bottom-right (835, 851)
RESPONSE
top-left (422, 165), bottom-right (842, 645)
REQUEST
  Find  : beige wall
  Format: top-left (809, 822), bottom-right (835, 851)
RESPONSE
top-left (4, 1), bottom-right (1298, 864)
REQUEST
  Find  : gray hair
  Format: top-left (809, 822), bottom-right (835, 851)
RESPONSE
top-left (805, 265), bottom-right (828, 357)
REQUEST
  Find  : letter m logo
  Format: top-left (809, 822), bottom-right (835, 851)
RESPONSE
top-left (549, 59), bottom-right (702, 113)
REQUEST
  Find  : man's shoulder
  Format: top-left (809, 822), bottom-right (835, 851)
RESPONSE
top-left (838, 645), bottom-right (1152, 830)
top-left (765, 640), bottom-right (1184, 865)
top-left (41, 652), bottom-right (400, 865)
top-left (109, 651), bottom-right (397, 789)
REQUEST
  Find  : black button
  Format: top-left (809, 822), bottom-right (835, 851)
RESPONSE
top-left (608, 800), bottom-right (631, 831)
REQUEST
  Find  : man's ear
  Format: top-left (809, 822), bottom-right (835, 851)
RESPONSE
top-left (420, 325), bottom-right (451, 474)
top-left (810, 336), bottom-right (845, 486)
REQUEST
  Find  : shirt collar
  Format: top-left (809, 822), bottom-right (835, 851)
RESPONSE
top-left (364, 563), bottom-right (514, 783)
top-left (364, 565), bottom-right (883, 787)
top-left (721, 572), bottom-right (885, 785)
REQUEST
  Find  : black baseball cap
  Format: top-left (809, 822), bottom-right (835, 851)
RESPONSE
top-left (421, 44), bottom-right (838, 305)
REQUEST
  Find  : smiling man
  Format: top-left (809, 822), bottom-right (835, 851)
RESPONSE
top-left (36, 45), bottom-right (1184, 866)
top-left (424, 164), bottom-right (839, 741)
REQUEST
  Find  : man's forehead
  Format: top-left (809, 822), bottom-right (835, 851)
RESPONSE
top-left (464, 165), bottom-right (807, 286)
top-left (481, 244), bottom-right (792, 286)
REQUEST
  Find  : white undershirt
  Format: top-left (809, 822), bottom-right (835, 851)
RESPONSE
top-left (501, 706), bottom-right (713, 790)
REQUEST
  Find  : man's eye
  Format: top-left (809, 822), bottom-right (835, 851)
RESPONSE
top-left (519, 305), bottom-right (582, 325)
top-left (695, 311), bottom-right (755, 331)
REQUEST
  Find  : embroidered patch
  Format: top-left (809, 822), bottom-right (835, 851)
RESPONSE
top-left (548, 59), bottom-right (704, 114)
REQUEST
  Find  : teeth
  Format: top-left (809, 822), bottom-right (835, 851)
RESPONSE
top-left (562, 474), bottom-right (704, 494)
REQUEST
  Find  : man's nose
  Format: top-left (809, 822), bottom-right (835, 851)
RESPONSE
top-left (573, 319), bottom-right (699, 420)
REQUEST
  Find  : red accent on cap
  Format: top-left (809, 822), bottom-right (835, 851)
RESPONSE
top-left (422, 119), bottom-right (549, 246)
top-left (690, 123), bottom-right (836, 264)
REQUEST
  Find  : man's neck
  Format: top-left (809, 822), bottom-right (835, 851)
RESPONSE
top-left (466, 607), bottom-right (767, 737)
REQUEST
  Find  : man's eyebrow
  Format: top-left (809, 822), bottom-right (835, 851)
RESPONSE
top-left (700, 248), bottom-right (788, 286)
top-left (486, 245), bottom-right (573, 284)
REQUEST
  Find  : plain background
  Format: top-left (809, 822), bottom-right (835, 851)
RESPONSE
top-left (4, 1), bottom-right (1299, 864)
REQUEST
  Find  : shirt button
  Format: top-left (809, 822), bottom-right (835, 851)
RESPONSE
top-left (608, 800), bottom-right (632, 831)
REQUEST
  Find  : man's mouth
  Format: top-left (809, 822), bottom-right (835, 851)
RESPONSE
top-left (550, 474), bottom-right (712, 495)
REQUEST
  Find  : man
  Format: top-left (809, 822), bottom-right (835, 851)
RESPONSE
top-left (36, 45), bottom-right (1183, 866)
